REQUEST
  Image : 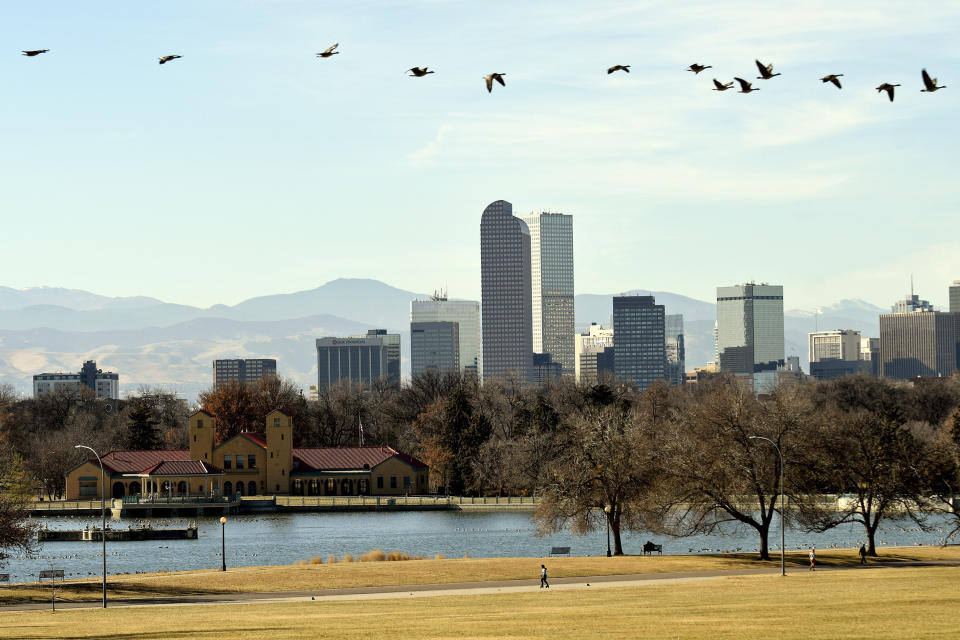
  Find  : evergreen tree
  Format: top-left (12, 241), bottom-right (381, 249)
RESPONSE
top-left (126, 401), bottom-right (162, 450)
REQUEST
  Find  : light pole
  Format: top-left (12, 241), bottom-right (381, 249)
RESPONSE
top-left (749, 436), bottom-right (785, 577)
top-left (220, 516), bottom-right (227, 571)
top-left (604, 505), bottom-right (612, 557)
top-left (74, 445), bottom-right (107, 607)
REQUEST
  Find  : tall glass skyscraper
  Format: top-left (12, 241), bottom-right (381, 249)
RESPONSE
top-left (519, 211), bottom-right (574, 376)
top-left (716, 283), bottom-right (784, 390)
top-left (480, 200), bottom-right (533, 382)
top-left (664, 314), bottom-right (685, 387)
top-left (950, 280), bottom-right (960, 313)
top-left (410, 294), bottom-right (481, 374)
top-left (613, 295), bottom-right (666, 391)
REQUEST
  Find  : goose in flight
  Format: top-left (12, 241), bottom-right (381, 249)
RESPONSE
top-left (755, 60), bottom-right (780, 79)
top-left (820, 74), bottom-right (843, 89)
top-left (22, 49), bottom-right (49, 56)
top-left (687, 63), bottom-right (712, 74)
top-left (607, 65), bottom-right (630, 74)
top-left (407, 67), bottom-right (434, 77)
top-left (734, 77), bottom-right (759, 93)
top-left (876, 83), bottom-right (900, 102)
top-left (712, 79), bottom-right (734, 91)
top-left (484, 72), bottom-right (506, 93)
top-left (316, 44), bottom-right (339, 58)
top-left (158, 55), bottom-right (182, 65)
top-left (921, 68), bottom-right (945, 92)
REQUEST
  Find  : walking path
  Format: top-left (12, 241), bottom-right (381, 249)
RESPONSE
top-left (3, 559), bottom-right (957, 613)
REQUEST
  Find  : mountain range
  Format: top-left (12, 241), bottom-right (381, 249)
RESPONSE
top-left (0, 280), bottom-right (887, 401)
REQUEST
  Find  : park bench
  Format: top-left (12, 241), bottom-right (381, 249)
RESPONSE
top-left (642, 541), bottom-right (662, 555)
top-left (549, 546), bottom-right (571, 556)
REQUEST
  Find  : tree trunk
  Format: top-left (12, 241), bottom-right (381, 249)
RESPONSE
top-left (611, 517), bottom-right (624, 556)
top-left (758, 526), bottom-right (770, 561)
top-left (866, 520), bottom-right (878, 556)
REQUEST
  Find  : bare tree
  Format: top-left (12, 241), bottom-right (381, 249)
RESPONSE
top-left (0, 452), bottom-right (38, 565)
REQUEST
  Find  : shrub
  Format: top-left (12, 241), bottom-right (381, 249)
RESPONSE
top-left (343, 553), bottom-right (354, 563)
top-left (434, 553), bottom-right (445, 560)
top-left (309, 556), bottom-right (323, 565)
top-left (386, 551), bottom-right (410, 561)
top-left (361, 549), bottom-right (386, 562)
top-left (326, 555), bottom-right (338, 564)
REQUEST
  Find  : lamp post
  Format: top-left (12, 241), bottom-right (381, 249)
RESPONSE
top-left (604, 504), bottom-right (612, 557)
top-left (74, 445), bottom-right (107, 607)
top-left (220, 516), bottom-right (227, 571)
top-left (749, 436), bottom-right (785, 577)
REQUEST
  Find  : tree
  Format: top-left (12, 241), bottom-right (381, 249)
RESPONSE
top-left (125, 400), bottom-right (163, 450)
top-left (0, 453), bottom-right (38, 566)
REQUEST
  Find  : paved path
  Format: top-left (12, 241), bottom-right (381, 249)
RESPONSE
top-left (3, 560), bottom-right (958, 613)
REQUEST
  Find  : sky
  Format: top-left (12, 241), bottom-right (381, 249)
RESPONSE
top-left (2, 1), bottom-right (958, 312)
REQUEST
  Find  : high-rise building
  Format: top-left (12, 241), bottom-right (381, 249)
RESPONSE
top-left (575, 324), bottom-right (614, 384)
top-left (879, 310), bottom-right (957, 379)
top-left (808, 330), bottom-right (861, 363)
top-left (33, 360), bottom-right (119, 399)
top-left (612, 296), bottom-right (666, 391)
top-left (213, 358), bottom-right (278, 387)
top-left (410, 293), bottom-right (481, 374)
top-left (365, 329), bottom-right (401, 387)
top-left (665, 314), bottom-right (685, 386)
top-left (860, 337), bottom-right (880, 376)
top-left (532, 353), bottom-right (563, 385)
top-left (480, 200), bottom-right (533, 382)
top-left (518, 211), bottom-right (574, 375)
top-left (892, 293), bottom-right (933, 313)
top-left (950, 280), bottom-right (960, 313)
top-left (716, 283), bottom-right (785, 390)
top-left (316, 332), bottom-right (399, 391)
top-left (410, 321), bottom-right (460, 377)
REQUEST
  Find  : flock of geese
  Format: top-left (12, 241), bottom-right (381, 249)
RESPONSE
top-left (20, 47), bottom-right (947, 100)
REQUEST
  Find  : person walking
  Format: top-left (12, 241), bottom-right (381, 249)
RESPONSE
top-left (859, 544), bottom-right (867, 565)
top-left (540, 564), bottom-right (549, 589)
top-left (809, 547), bottom-right (816, 571)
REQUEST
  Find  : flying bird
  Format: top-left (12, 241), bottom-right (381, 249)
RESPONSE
top-left (607, 65), bottom-right (630, 74)
top-left (484, 72), bottom-right (506, 93)
top-left (755, 60), bottom-right (781, 79)
top-left (876, 83), bottom-right (900, 102)
top-left (316, 44), bottom-right (339, 58)
top-left (407, 67), bottom-right (434, 77)
top-left (687, 63), bottom-right (712, 74)
top-left (921, 68), bottom-right (945, 92)
top-left (820, 74), bottom-right (843, 89)
top-left (712, 78), bottom-right (734, 91)
top-left (22, 49), bottom-right (49, 56)
top-left (158, 55), bottom-right (182, 65)
top-left (734, 77), bottom-right (759, 93)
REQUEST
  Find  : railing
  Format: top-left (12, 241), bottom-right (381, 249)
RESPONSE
top-left (274, 495), bottom-right (539, 508)
top-left (29, 499), bottom-right (102, 510)
top-left (122, 495), bottom-right (234, 505)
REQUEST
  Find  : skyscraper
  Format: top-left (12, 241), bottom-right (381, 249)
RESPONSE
top-left (518, 211), bottom-right (574, 375)
top-left (575, 323), bottom-right (614, 384)
top-left (716, 283), bottom-right (785, 390)
top-left (665, 314), bottom-right (685, 387)
top-left (410, 293), bottom-right (481, 374)
top-left (410, 321), bottom-right (460, 377)
top-left (213, 358), bottom-right (278, 388)
top-left (879, 311), bottom-right (957, 379)
top-left (808, 330), bottom-right (870, 380)
top-left (316, 330), bottom-right (400, 391)
top-left (950, 280), bottom-right (960, 313)
top-left (481, 200), bottom-right (533, 382)
top-left (365, 329), bottom-right (401, 388)
top-left (612, 295), bottom-right (666, 391)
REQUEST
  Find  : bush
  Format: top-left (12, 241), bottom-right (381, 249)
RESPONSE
top-left (308, 556), bottom-right (323, 565)
top-left (361, 549), bottom-right (386, 562)
top-left (343, 553), bottom-right (354, 563)
top-left (326, 555), bottom-right (338, 564)
top-left (386, 551), bottom-right (410, 561)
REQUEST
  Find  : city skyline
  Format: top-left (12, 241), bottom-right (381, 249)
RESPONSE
top-left (2, 2), bottom-right (958, 313)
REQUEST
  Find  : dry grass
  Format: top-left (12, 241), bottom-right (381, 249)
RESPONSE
top-left (2, 565), bottom-right (959, 639)
top-left (1, 545), bottom-right (957, 605)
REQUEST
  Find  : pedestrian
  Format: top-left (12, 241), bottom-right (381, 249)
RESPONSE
top-left (859, 544), bottom-right (867, 565)
top-left (809, 547), bottom-right (816, 571)
top-left (540, 564), bottom-right (549, 589)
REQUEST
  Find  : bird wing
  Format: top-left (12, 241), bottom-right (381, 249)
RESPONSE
top-left (888, 87), bottom-right (895, 101)
top-left (485, 75), bottom-right (493, 92)
top-left (734, 77), bottom-right (750, 90)
top-left (495, 73), bottom-right (505, 86)
top-left (324, 43), bottom-right (339, 55)
top-left (607, 66), bottom-right (615, 74)
top-left (830, 76), bottom-right (842, 88)
top-left (713, 79), bottom-right (724, 89)
top-left (922, 68), bottom-right (934, 89)
top-left (755, 60), bottom-right (767, 75)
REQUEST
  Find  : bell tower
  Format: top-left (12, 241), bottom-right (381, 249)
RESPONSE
top-left (265, 410), bottom-right (293, 495)
top-left (189, 410), bottom-right (216, 462)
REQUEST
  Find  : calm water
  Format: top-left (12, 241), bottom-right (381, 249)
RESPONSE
top-left (3, 511), bottom-right (952, 584)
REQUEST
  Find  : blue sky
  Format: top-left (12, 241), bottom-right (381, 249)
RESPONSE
top-left (2, 1), bottom-right (958, 312)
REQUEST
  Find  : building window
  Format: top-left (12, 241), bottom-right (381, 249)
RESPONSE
top-left (377, 476), bottom-right (384, 489)
top-left (390, 476), bottom-right (397, 489)
top-left (274, 418), bottom-right (280, 427)
top-left (197, 419), bottom-right (203, 428)
top-left (79, 479), bottom-right (98, 497)
top-left (403, 476), bottom-right (411, 489)
top-left (236, 455), bottom-right (244, 469)
top-left (248, 455), bottom-right (256, 469)
top-left (223, 455), bottom-right (232, 470)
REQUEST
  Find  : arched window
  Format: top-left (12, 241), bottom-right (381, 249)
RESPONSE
top-left (112, 482), bottom-right (126, 499)
top-left (247, 481), bottom-right (257, 496)
top-left (128, 482), bottom-right (141, 496)
top-left (236, 482), bottom-right (245, 496)
top-left (177, 481), bottom-right (187, 495)
top-left (224, 481), bottom-right (233, 496)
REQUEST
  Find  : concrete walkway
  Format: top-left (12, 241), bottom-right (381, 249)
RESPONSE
top-left (3, 560), bottom-right (957, 613)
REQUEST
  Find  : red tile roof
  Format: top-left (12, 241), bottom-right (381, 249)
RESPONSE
top-left (140, 460), bottom-right (222, 476)
top-left (98, 450), bottom-right (191, 474)
top-left (293, 447), bottom-right (427, 472)
top-left (240, 432), bottom-right (268, 447)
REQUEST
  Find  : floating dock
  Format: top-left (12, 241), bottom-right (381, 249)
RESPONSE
top-left (38, 524), bottom-right (198, 542)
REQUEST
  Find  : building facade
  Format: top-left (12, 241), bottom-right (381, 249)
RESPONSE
top-left (518, 211), bottom-right (574, 376)
top-left (316, 334), bottom-right (391, 391)
top-left (950, 281), bottom-right (960, 313)
top-left (809, 330), bottom-right (861, 363)
top-left (366, 329), bottom-right (401, 387)
top-left (480, 200), bottom-right (533, 382)
top-left (575, 324), bottom-right (615, 384)
top-left (879, 311), bottom-right (957, 379)
top-left (410, 294), bottom-right (481, 374)
top-left (213, 358), bottom-right (277, 387)
top-left (665, 314), bottom-right (686, 386)
top-left (410, 321), bottom-right (460, 377)
top-left (716, 283), bottom-right (785, 391)
top-left (33, 360), bottom-right (119, 399)
top-left (612, 295), bottom-right (666, 391)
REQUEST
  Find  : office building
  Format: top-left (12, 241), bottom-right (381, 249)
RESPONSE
top-left (860, 337), bottom-right (880, 376)
top-left (612, 295), bottom-right (666, 391)
top-left (892, 292), bottom-right (933, 313)
top-left (575, 324), bottom-right (615, 384)
top-left (532, 353), bottom-right (563, 385)
top-left (213, 358), bottom-right (277, 387)
top-left (809, 330), bottom-right (861, 363)
top-left (410, 321), bottom-right (460, 377)
top-left (366, 329), bottom-right (401, 387)
top-left (716, 283), bottom-right (785, 391)
top-left (410, 293), bottom-right (481, 374)
top-left (950, 281), bottom-right (960, 313)
top-left (879, 310), bottom-right (956, 379)
top-left (33, 360), bottom-right (119, 400)
top-left (665, 314), bottom-right (685, 386)
top-left (518, 211), bottom-right (575, 375)
top-left (316, 330), bottom-right (400, 391)
top-left (480, 200), bottom-right (533, 382)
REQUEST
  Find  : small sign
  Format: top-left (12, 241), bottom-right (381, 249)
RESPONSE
top-left (38, 569), bottom-right (64, 580)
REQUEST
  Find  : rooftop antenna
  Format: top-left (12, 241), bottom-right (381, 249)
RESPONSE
top-left (910, 274), bottom-right (914, 299)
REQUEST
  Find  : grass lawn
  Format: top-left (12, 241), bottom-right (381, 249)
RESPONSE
top-left (1, 545), bottom-right (956, 604)
top-left (1, 565), bottom-right (956, 639)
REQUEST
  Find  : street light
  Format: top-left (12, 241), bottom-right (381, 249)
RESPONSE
top-left (749, 436), bottom-right (785, 577)
top-left (74, 444), bottom-right (107, 607)
top-left (603, 505), bottom-right (612, 557)
top-left (220, 516), bottom-right (227, 571)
